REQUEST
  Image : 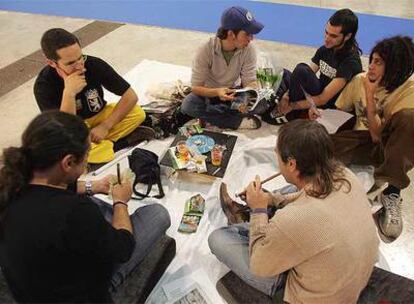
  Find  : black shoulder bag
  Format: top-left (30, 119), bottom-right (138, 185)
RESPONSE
top-left (128, 148), bottom-right (165, 200)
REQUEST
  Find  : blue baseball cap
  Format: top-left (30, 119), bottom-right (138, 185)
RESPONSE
top-left (221, 6), bottom-right (264, 35)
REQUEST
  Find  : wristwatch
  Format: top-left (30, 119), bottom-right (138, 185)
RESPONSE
top-left (85, 180), bottom-right (93, 196)
top-left (250, 208), bottom-right (267, 215)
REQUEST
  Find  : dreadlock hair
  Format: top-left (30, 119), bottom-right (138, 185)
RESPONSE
top-left (277, 120), bottom-right (351, 199)
top-left (329, 8), bottom-right (362, 56)
top-left (370, 35), bottom-right (414, 93)
top-left (0, 111), bottom-right (89, 220)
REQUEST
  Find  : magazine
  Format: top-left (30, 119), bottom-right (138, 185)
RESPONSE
top-left (163, 277), bottom-right (213, 304)
top-left (231, 87), bottom-right (275, 114)
top-left (178, 214), bottom-right (202, 233)
top-left (141, 100), bottom-right (179, 114)
top-left (168, 146), bottom-right (189, 170)
top-left (170, 284), bottom-right (211, 304)
top-left (184, 194), bottom-right (205, 215)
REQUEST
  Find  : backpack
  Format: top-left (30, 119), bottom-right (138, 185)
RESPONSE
top-left (128, 148), bottom-right (165, 200)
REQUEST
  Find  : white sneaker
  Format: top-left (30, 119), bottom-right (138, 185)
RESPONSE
top-left (238, 116), bottom-right (262, 129)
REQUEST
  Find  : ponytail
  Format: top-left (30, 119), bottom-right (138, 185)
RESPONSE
top-left (0, 110), bottom-right (89, 221)
top-left (0, 147), bottom-right (32, 217)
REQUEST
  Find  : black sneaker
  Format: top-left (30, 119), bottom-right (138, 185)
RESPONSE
top-left (114, 126), bottom-right (156, 152)
top-left (261, 102), bottom-right (288, 125)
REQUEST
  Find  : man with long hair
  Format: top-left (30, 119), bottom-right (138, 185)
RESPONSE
top-left (180, 6), bottom-right (264, 129)
top-left (0, 111), bottom-right (170, 302)
top-left (209, 120), bottom-right (378, 303)
top-left (269, 8), bottom-right (362, 124)
top-left (34, 28), bottom-right (155, 165)
top-left (329, 35), bottom-right (414, 241)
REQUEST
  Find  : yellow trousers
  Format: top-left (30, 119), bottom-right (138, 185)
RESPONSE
top-left (85, 103), bottom-right (145, 163)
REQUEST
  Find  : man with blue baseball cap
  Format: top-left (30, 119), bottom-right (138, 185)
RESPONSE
top-left (221, 6), bottom-right (264, 35)
top-left (181, 6), bottom-right (264, 129)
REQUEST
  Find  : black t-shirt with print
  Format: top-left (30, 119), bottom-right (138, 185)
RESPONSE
top-left (311, 46), bottom-right (362, 108)
top-left (34, 56), bottom-right (130, 119)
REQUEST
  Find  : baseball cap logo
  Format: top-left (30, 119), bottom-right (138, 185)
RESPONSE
top-left (246, 11), bottom-right (253, 21)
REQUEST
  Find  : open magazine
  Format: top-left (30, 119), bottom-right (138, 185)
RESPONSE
top-left (231, 68), bottom-right (284, 114)
top-left (230, 87), bottom-right (273, 114)
top-left (163, 280), bottom-right (212, 304)
top-left (169, 284), bottom-right (211, 304)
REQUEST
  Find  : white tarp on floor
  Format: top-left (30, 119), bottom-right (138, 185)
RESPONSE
top-left (92, 60), bottom-right (386, 303)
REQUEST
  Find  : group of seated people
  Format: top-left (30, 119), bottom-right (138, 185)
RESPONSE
top-left (0, 4), bottom-right (412, 303)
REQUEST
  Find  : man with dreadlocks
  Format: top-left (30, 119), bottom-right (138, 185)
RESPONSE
top-left (326, 35), bottom-right (414, 242)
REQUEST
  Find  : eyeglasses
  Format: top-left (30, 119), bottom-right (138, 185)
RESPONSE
top-left (57, 54), bottom-right (87, 68)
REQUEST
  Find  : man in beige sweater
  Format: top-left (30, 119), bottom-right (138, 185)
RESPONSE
top-left (180, 6), bottom-right (264, 130)
top-left (209, 120), bottom-right (379, 303)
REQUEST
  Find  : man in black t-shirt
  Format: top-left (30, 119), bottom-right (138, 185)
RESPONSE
top-left (0, 111), bottom-right (171, 302)
top-left (270, 9), bottom-right (362, 123)
top-left (34, 28), bottom-right (153, 164)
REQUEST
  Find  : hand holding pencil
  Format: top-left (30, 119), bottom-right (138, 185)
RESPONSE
top-left (236, 172), bottom-right (281, 199)
top-left (245, 175), bottom-right (273, 209)
top-left (117, 163), bottom-right (121, 185)
top-left (111, 163), bottom-right (132, 204)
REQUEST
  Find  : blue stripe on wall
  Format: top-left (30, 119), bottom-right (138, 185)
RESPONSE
top-left (1, 0), bottom-right (413, 54)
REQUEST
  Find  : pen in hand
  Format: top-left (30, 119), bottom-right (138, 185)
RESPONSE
top-left (117, 163), bottom-right (121, 185)
top-left (301, 85), bottom-right (321, 119)
top-left (235, 172), bottom-right (282, 198)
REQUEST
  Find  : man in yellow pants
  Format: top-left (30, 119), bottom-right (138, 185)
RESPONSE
top-left (34, 28), bottom-right (154, 164)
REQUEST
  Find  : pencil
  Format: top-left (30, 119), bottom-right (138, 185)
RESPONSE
top-left (300, 84), bottom-right (316, 108)
top-left (117, 163), bottom-right (121, 185)
top-left (236, 172), bottom-right (281, 197)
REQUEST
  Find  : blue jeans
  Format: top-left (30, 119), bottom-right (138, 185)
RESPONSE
top-left (180, 93), bottom-right (243, 129)
top-left (208, 223), bottom-right (285, 296)
top-left (92, 198), bottom-right (171, 292)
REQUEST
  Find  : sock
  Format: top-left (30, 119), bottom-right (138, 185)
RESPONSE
top-left (383, 185), bottom-right (401, 196)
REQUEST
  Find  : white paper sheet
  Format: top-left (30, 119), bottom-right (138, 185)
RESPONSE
top-left (316, 109), bottom-right (354, 134)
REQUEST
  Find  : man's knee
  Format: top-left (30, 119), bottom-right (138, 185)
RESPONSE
top-left (135, 204), bottom-right (171, 231)
top-left (208, 228), bottom-right (228, 256)
top-left (292, 63), bottom-right (313, 79)
top-left (180, 93), bottom-right (204, 117)
top-left (180, 96), bottom-right (191, 115)
top-left (390, 108), bottom-right (414, 130)
top-left (152, 204), bottom-right (171, 230)
top-left (129, 105), bottom-right (146, 126)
